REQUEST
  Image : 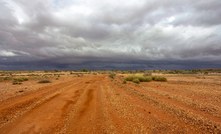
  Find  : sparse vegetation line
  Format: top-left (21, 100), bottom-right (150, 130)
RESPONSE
top-left (124, 74), bottom-right (167, 84)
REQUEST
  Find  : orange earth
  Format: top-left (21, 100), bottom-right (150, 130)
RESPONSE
top-left (0, 73), bottom-right (220, 134)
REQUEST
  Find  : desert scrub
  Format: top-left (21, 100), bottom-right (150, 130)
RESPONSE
top-left (77, 74), bottom-right (83, 77)
top-left (37, 79), bottom-right (51, 83)
top-left (12, 80), bottom-right (22, 85)
top-left (133, 78), bottom-right (140, 84)
top-left (3, 77), bottom-right (11, 80)
top-left (93, 73), bottom-right (97, 75)
top-left (125, 75), bottom-right (152, 82)
top-left (109, 73), bottom-right (116, 79)
top-left (14, 77), bottom-right (28, 82)
top-left (81, 69), bottom-right (88, 72)
top-left (123, 80), bottom-right (127, 84)
top-left (125, 75), bottom-right (137, 81)
top-left (154, 76), bottom-right (167, 81)
top-left (138, 76), bottom-right (152, 82)
top-left (27, 74), bottom-right (39, 76)
top-left (143, 72), bottom-right (152, 76)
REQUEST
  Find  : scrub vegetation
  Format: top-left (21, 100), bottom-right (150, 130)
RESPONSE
top-left (37, 79), bottom-right (51, 83)
top-left (124, 74), bottom-right (167, 84)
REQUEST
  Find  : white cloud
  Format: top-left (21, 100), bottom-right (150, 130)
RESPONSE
top-left (3, 0), bottom-right (29, 24)
top-left (0, 50), bottom-right (17, 57)
top-left (168, 16), bottom-right (175, 22)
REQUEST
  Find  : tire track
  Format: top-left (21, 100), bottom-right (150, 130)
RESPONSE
top-left (0, 77), bottom-right (91, 133)
top-left (0, 78), bottom-right (85, 128)
top-left (65, 75), bottom-right (109, 134)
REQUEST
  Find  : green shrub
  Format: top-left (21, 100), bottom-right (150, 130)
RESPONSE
top-left (14, 77), bottom-right (28, 82)
top-left (22, 78), bottom-right (28, 81)
top-left (133, 78), bottom-right (140, 84)
top-left (54, 69), bottom-right (59, 72)
top-left (109, 73), bottom-right (116, 79)
top-left (3, 77), bottom-right (11, 80)
top-left (125, 75), bottom-right (137, 81)
top-left (81, 69), bottom-right (88, 72)
top-left (125, 75), bottom-right (152, 82)
top-left (123, 80), bottom-right (127, 84)
top-left (146, 76), bottom-right (153, 82)
top-left (138, 76), bottom-right (152, 82)
top-left (12, 80), bottom-right (22, 85)
top-left (93, 73), bottom-right (97, 75)
top-left (154, 76), bottom-right (167, 81)
top-left (27, 74), bottom-right (39, 76)
top-left (37, 79), bottom-right (51, 83)
top-left (44, 74), bottom-right (52, 76)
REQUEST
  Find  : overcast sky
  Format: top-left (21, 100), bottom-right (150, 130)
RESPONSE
top-left (0, 0), bottom-right (221, 70)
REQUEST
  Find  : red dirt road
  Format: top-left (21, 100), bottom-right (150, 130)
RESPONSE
top-left (0, 75), bottom-right (220, 133)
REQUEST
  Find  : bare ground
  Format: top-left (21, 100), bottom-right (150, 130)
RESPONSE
top-left (0, 74), bottom-right (220, 134)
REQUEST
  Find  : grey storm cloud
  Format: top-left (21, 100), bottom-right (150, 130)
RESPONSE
top-left (0, 0), bottom-right (221, 70)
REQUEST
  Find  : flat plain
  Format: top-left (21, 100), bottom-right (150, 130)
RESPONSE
top-left (0, 71), bottom-right (220, 134)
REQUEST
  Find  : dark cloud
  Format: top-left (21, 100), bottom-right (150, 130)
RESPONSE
top-left (0, 0), bottom-right (221, 70)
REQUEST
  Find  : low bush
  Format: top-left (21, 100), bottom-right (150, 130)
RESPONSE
top-left (125, 75), bottom-right (167, 82)
top-left (123, 80), bottom-right (127, 84)
top-left (81, 69), bottom-right (88, 72)
top-left (37, 79), bottom-right (51, 83)
top-left (12, 80), bottom-right (22, 85)
top-left (125, 75), bottom-right (152, 82)
top-left (154, 76), bottom-right (167, 81)
top-left (27, 74), bottom-right (39, 76)
top-left (133, 78), bottom-right (140, 84)
top-left (3, 77), bottom-right (11, 80)
top-left (125, 75), bottom-right (137, 81)
top-left (14, 77), bottom-right (28, 82)
top-left (138, 76), bottom-right (152, 82)
top-left (54, 74), bottom-right (65, 76)
top-left (22, 78), bottom-right (28, 81)
top-left (109, 73), bottom-right (116, 79)
top-left (44, 74), bottom-right (52, 76)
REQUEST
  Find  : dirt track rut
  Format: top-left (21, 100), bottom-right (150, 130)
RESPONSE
top-left (0, 75), bottom-right (220, 134)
